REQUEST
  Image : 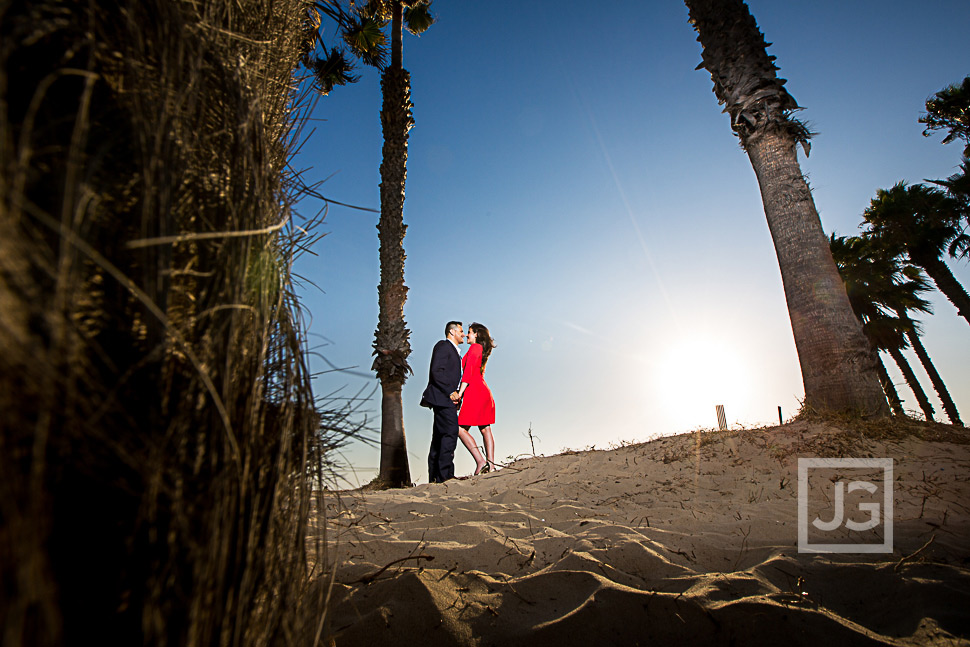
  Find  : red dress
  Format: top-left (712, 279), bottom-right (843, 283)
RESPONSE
top-left (458, 343), bottom-right (495, 426)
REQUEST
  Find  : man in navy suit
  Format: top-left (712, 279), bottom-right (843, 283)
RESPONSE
top-left (420, 321), bottom-right (464, 483)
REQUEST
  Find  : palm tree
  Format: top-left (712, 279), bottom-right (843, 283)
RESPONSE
top-left (303, 2), bottom-right (361, 94)
top-left (920, 76), bottom-right (970, 158)
top-left (347, 0), bottom-right (434, 487)
top-left (922, 78), bottom-right (970, 261)
top-left (934, 158), bottom-right (970, 221)
top-left (896, 305), bottom-right (964, 425)
top-left (890, 264), bottom-right (963, 425)
top-left (863, 182), bottom-right (970, 327)
top-left (308, 1), bottom-right (433, 486)
top-left (371, 0), bottom-right (431, 488)
top-left (684, 0), bottom-right (888, 416)
top-left (879, 323), bottom-right (936, 421)
top-left (830, 235), bottom-right (936, 420)
top-left (830, 236), bottom-right (901, 414)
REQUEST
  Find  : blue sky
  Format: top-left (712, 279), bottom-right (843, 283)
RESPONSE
top-left (292, 0), bottom-right (970, 485)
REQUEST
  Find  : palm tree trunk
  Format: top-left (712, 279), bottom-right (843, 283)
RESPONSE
top-left (379, 380), bottom-right (410, 483)
top-left (914, 252), bottom-right (970, 326)
top-left (390, 0), bottom-right (403, 71)
top-left (685, 0), bottom-right (888, 417)
top-left (373, 3), bottom-right (413, 487)
top-left (885, 346), bottom-right (935, 421)
top-left (901, 315), bottom-right (963, 425)
top-left (745, 133), bottom-right (890, 415)
top-left (875, 355), bottom-right (904, 416)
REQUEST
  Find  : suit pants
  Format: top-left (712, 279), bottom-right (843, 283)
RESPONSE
top-left (428, 403), bottom-right (459, 483)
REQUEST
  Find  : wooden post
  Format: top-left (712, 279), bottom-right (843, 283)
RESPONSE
top-left (716, 405), bottom-right (727, 430)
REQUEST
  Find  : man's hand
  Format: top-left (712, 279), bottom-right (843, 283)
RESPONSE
top-left (449, 391), bottom-right (460, 404)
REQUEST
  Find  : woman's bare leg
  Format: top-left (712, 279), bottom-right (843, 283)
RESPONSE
top-left (479, 425), bottom-right (495, 467)
top-left (459, 426), bottom-right (487, 474)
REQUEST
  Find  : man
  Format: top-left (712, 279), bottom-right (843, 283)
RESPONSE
top-left (420, 321), bottom-right (464, 483)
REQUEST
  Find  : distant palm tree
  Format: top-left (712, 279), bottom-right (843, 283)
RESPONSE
top-left (922, 78), bottom-right (970, 262)
top-left (934, 158), bottom-right (970, 220)
top-left (863, 183), bottom-right (970, 327)
top-left (920, 76), bottom-right (970, 158)
top-left (371, 0), bottom-right (434, 488)
top-left (890, 263), bottom-right (963, 426)
top-left (830, 235), bottom-right (936, 420)
top-left (896, 304), bottom-right (964, 425)
top-left (684, 0), bottom-right (888, 416)
top-left (829, 236), bottom-right (900, 414)
top-left (307, 1), bottom-right (434, 486)
top-left (304, 1), bottom-right (362, 94)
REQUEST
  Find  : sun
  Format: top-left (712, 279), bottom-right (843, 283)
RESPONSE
top-left (653, 334), bottom-right (751, 428)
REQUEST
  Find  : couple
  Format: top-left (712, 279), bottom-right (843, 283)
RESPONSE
top-left (420, 321), bottom-right (496, 483)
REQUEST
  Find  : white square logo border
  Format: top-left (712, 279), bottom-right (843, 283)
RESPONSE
top-left (798, 457), bottom-right (893, 553)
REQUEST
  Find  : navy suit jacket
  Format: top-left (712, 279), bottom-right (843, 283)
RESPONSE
top-left (420, 340), bottom-right (462, 408)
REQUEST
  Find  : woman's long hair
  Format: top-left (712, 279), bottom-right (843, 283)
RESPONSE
top-left (469, 322), bottom-right (495, 372)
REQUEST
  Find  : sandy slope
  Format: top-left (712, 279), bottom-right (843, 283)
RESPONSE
top-left (315, 422), bottom-right (970, 646)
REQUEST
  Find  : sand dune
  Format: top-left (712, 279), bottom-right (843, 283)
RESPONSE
top-left (316, 421), bottom-right (970, 645)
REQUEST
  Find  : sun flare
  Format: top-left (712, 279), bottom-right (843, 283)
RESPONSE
top-left (654, 335), bottom-right (751, 428)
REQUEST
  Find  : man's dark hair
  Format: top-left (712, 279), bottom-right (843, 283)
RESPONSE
top-left (445, 321), bottom-right (462, 337)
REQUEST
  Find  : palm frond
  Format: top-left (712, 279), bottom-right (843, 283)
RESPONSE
top-left (929, 156), bottom-right (970, 216)
top-left (948, 230), bottom-right (970, 260)
top-left (404, 1), bottom-right (435, 35)
top-left (862, 182), bottom-right (964, 260)
top-left (313, 0), bottom-right (355, 27)
top-left (311, 48), bottom-right (360, 95)
top-left (358, 0), bottom-right (391, 20)
top-left (830, 232), bottom-right (933, 345)
top-left (919, 76), bottom-right (970, 157)
top-left (343, 15), bottom-right (388, 68)
top-left (686, 0), bottom-right (809, 148)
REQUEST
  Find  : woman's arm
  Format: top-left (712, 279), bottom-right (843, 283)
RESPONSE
top-left (458, 344), bottom-right (482, 397)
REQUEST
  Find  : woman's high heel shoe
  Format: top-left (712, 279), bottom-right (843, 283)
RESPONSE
top-left (480, 462), bottom-right (491, 475)
top-left (474, 462), bottom-right (487, 476)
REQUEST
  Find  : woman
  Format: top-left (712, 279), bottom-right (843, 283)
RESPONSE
top-left (457, 322), bottom-right (496, 475)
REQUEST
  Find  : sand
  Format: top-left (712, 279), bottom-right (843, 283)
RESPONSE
top-left (314, 422), bottom-right (970, 646)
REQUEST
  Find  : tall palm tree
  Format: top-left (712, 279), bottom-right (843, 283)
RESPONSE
top-left (922, 78), bottom-right (970, 262)
top-left (830, 236), bottom-right (901, 415)
top-left (890, 263), bottom-right (963, 425)
top-left (863, 182), bottom-right (970, 327)
top-left (346, 0), bottom-right (434, 487)
top-left (830, 235), bottom-right (936, 421)
top-left (371, 0), bottom-right (433, 488)
top-left (308, 1), bottom-right (434, 486)
top-left (896, 305), bottom-right (964, 425)
top-left (879, 323), bottom-right (935, 421)
top-left (684, 0), bottom-right (888, 416)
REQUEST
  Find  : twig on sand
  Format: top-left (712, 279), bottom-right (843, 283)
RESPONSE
top-left (488, 459), bottom-right (525, 473)
top-left (671, 548), bottom-right (695, 563)
top-left (354, 554), bottom-right (435, 584)
top-left (732, 525), bottom-right (752, 571)
top-left (496, 575), bottom-right (535, 606)
top-left (894, 535), bottom-right (935, 573)
top-left (437, 566), bottom-right (457, 581)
